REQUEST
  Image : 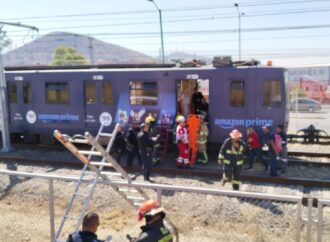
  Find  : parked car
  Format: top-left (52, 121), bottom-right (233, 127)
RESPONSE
top-left (289, 98), bottom-right (322, 113)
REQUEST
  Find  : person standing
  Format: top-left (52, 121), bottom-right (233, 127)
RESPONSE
top-left (218, 129), bottom-right (246, 190)
top-left (137, 123), bottom-right (157, 182)
top-left (66, 212), bottom-right (105, 242)
top-left (197, 118), bottom-right (209, 164)
top-left (175, 116), bottom-right (190, 168)
top-left (111, 125), bottom-right (126, 164)
top-left (128, 200), bottom-right (173, 242)
top-left (180, 89), bottom-right (191, 117)
top-left (246, 127), bottom-right (264, 170)
top-left (126, 122), bottom-right (142, 166)
top-left (262, 125), bottom-right (279, 177)
top-left (191, 86), bottom-right (204, 114)
top-left (276, 124), bottom-right (288, 173)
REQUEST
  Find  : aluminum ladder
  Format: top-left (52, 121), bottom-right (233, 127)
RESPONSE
top-left (53, 123), bottom-right (179, 242)
top-left (53, 123), bottom-right (119, 242)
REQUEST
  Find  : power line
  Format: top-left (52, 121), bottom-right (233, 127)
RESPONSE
top-left (1, 0), bottom-right (329, 21)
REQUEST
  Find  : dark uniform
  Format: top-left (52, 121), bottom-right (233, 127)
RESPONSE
top-left (191, 90), bottom-right (204, 114)
top-left (126, 125), bottom-right (142, 166)
top-left (218, 138), bottom-right (246, 190)
top-left (111, 130), bottom-right (126, 163)
top-left (135, 219), bottom-right (173, 242)
top-left (137, 129), bottom-right (155, 181)
top-left (66, 231), bottom-right (103, 242)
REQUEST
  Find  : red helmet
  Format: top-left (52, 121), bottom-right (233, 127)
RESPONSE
top-left (137, 200), bottom-right (164, 221)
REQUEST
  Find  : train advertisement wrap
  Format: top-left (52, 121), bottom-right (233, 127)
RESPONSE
top-left (214, 118), bottom-right (273, 129)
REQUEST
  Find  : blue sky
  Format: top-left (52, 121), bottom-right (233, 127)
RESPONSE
top-left (1, 0), bottom-right (330, 67)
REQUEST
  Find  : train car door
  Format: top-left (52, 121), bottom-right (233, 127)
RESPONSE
top-left (84, 80), bottom-right (114, 129)
top-left (84, 80), bottom-right (100, 129)
top-left (176, 79), bottom-right (209, 118)
top-left (7, 80), bottom-right (33, 134)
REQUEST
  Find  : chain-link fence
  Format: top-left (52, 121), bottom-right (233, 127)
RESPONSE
top-left (0, 169), bottom-right (329, 242)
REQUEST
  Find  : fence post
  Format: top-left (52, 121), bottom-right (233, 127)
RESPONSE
top-left (49, 179), bottom-right (55, 242)
top-left (317, 202), bottom-right (323, 242)
top-left (157, 188), bottom-right (162, 206)
top-left (307, 198), bottom-right (313, 242)
top-left (296, 199), bottom-right (302, 242)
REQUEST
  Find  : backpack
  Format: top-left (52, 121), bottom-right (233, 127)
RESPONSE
top-left (274, 134), bottom-right (283, 153)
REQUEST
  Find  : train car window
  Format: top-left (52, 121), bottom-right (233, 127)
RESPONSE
top-left (102, 81), bottom-right (113, 105)
top-left (8, 82), bottom-right (18, 103)
top-left (23, 82), bottom-right (32, 104)
top-left (130, 81), bottom-right (158, 105)
top-left (230, 81), bottom-right (245, 107)
top-left (45, 82), bottom-right (69, 104)
top-left (263, 80), bottom-right (282, 106)
top-left (85, 82), bottom-right (96, 104)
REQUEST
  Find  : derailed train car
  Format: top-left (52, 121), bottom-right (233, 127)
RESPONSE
top-left (4, 64), bottom-right (288, 143)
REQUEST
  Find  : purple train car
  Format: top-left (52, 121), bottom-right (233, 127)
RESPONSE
top-left (4, 64), bottom-right (288, 143)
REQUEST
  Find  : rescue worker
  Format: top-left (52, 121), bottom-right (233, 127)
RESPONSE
top-left (137, 123), bottom-right (157, 182)
top-left (175, 116), bottom-right (190, 168)
top-left (218, 129), bottom-right (246, 190)
top-left (145, 113), bottom-right (156, 136)
top-left (172, 113), bottom-right (184, 144)
top-left (197, 117), bottom-right (209, 164)
top-left (66, 212), bottom-right (104, 242)
top-left (126, 122), bottom-right (142, 166)
top-left (128, 199), bottom-right (173, 242)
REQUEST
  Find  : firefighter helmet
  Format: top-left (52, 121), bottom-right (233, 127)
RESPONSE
top-left (230, 129), bottom-right (242, 139)
top-left (137, 199), bottom-right (164, 221)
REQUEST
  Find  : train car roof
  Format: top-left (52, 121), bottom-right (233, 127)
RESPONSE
top-left (4, 63), bottom-right (284, 74)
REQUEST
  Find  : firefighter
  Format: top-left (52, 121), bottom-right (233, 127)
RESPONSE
top-left (175, 116), bottom-right (190, 168)
top-left (197, 117), bottom-right (209, 164)
top-left (145, 113), bottom-right (156, 136)
top-left (218, 129), bottom-right (246, 190)
top-left (128, 199), bottom-right (173, 242)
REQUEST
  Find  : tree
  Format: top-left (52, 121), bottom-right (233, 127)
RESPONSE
top-left (0, 34), bottom-right (12, 53)
top-left (51, 46), bottom-right (89, 66)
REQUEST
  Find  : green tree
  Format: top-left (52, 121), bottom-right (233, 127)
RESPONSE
top-left (0, 34), bottom-right (12, 53)
top-left (51, 46), bottom-right (89, 66)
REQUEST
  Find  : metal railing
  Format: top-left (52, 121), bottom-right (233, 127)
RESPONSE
top-left (0, 169), bottom-right (329, 242)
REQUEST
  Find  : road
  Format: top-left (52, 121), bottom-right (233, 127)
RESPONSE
top-left (288, 104), bottom-right (330, 134)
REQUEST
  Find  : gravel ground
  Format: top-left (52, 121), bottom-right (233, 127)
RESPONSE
top-left (0, 160), bottom-right (330, 242)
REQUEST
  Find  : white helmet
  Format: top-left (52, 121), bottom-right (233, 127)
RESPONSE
top-left (177, 116), bottom-right (185, 123)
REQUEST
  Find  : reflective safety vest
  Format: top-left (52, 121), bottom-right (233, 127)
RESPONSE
top-left (218, 138), bottom-right (245, 166)
top-left (198, 123), bottom-right (208, 152)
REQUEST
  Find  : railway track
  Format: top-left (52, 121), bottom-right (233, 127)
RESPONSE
top-left (1, 155), bottom-right (330, 188)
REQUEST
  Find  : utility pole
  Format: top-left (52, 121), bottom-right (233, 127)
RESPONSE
top-left (234, 3), bottom-right (244, 61)
top-left (88, 36), bottom-right (94, 65)
top-left (0, 21), bottom-right (38, 152)
top-left (148, 0), bottom-right (165, 64)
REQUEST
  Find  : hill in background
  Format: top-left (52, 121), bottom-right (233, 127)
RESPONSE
top-left (3, 32), bottom-right (157, 66)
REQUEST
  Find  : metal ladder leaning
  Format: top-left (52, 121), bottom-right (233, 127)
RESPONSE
top-left (53, 123), bottom-right (178, 242)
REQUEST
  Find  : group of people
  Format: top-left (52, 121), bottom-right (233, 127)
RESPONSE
top-left (111, 120), bottom-right (159, 182)
top-left (175, 115), bottom-right (209, 167)
top-left (218, 124), bottom-right (287, 190)
top-left (67, 199), bottom-right (173, 242)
